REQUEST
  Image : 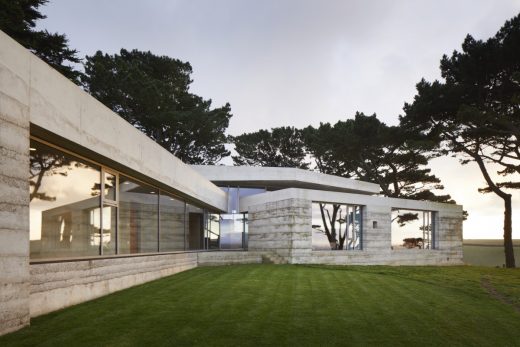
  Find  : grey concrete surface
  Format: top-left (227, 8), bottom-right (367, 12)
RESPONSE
top-left (192, 165), bottom-right (380, 194)
top-left (0, 29), bottom-right (31, 335)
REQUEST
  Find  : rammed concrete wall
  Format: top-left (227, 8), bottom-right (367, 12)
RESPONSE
top-left (241, 189), bottom-right (464, 265)
top-left (30, 253), bottom-right (198, 317)
top-left (247, 199), bottom-right (312, 263)
top-left (0, 28), bottom-right (31, 335)
top-left (197, 251), bottom-right (263, 265)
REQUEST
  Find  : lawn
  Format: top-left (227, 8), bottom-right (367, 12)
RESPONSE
top-left (1, 265), bottom-right (519, 346)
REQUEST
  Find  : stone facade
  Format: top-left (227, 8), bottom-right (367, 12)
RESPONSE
top-left (241, 191), bottom-right (464, 266)
top-left (247, 199), bottom-right (312, 262)
top-left (30, 253), bottom-right (198, 317)
top-left (0, 30), bottom-right (31, 335)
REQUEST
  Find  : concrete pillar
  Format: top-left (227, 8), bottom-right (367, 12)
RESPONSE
top-left (436, 210), bottom-right (464, 262)
top-left (247, 198), bottom-right (311, 263)
top-left (362, 205), bottom-right (391, 252)
top-left (0, 32), bottom-right (31, 335)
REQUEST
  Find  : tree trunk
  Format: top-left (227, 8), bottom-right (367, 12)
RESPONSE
top-left (503, 196), bottom-right (516, 268)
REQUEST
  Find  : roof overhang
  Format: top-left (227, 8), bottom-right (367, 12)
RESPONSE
top-left (191, 166), bottom-right (380, 195)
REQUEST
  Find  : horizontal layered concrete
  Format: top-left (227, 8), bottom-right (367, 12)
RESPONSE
top-left (197, 251), bottom-right (263, 265)
top-left (0, 29), bottom-right (31, 335)
top-left (192, 165), bottom-right (380, 194)
top-left (241, 189), bottom-right (463, 265)
top-left (30, 253), bottom-right (198, 317)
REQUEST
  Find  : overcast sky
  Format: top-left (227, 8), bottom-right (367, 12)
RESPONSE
top-left (38, 0), bottom-right (520, 239)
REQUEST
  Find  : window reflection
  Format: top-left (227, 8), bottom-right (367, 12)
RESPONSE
top-left (104, 172), bottom-right (116, 201)
top-left (207, 214), bottom-right (220, 249)
top-left (220, 214), bottom-right (247, 249)
top-left (312, 203), bottom-right (362, 251)
top-left (119, 176), bottom-right (159, 254)
top-left (159, 192), bottom-right (185, 252)
top-left (29, 140), bottom-right (101, 259)
top-left (29, 139), bottom-right (216, 259)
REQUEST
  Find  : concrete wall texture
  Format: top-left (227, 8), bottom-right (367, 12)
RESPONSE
top-left (0, 28), bottom-right (31, 336)
top-left (0, 28), bottom-right (464, 336)
top-left (242, 192), bottom-right (463, 265)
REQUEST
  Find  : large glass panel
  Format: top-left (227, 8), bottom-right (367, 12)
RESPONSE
top-left (391, 209), bottom-right (434, 250)
top-left (186, 203), bottom-right (204, 250)
top-left (312, 202), bottom-right (362, 251)
top-left (159, 192), bottom-right (185, 252)
top-left (104, 172), bottom-right (116, 201)
top-left (243, 213), bottom-right (248, 250)
top-left (207, 214), bottom-right (220, 249)
top-left (119, 175), bottom-right (158, 254)
top-left (29, 140), bottom-right (101, 259)
top-left (220, 213), bottom-right (246, 249)
top-left (102, 205), bottom-right (117, 255)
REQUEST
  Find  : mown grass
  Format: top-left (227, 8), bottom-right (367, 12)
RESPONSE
top-left (1, 265), bottom-right (519, 346)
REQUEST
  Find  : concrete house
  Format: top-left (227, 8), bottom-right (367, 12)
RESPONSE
top-left (0, 30), bottom-right (463, 335)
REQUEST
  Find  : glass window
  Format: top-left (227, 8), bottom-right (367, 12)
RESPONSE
top-left (101, 205), bottom-right (117, 255)
top-left (312, 202), bottom-right (362, 251)
top-left (220, 214), bottom-right (246, 249)
top-left (104, 171), bottom-right (116, 201)
top-left (159, 192), bottom-right (185, 252)
top-left (206, 214), bottom-right (220, 249)
top-left (119, 175), bottom-right (158, 254)
top-left (391, 209), bottom-right (434, 250)
top-left (29, 140), bottom-right (101, 259)
top-left (186, 203), bottom-right (204, 250)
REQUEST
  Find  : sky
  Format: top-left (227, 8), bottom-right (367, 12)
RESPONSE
top-left (37, 0), bottom-right (520, 239)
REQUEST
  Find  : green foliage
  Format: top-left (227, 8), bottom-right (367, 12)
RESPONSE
top-left (1, 265), bottom-right (520, 346)
top-left (232, 126), bottom-right (309, 168)
top-left (304, 112), bottom-right (453, 203)
top-left (0, 0), bottom-right (82, 83)
top-left (82, 49), bottom-right (232, 164)
top-left (400, 13), bottom-right (520, 267)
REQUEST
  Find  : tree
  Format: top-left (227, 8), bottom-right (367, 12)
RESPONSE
top-left (82, 49), bottom-right (232, 165)
top-left (0, 0), bottom-right (82, 83)
top-left (232, 126), bottom-right (309, 168)
top-left (400, 14), bottom-right (520, 268)
top-left (304, 112), bottom-right (454, 249)
top-left (304, 113), bottom-right (453, 201)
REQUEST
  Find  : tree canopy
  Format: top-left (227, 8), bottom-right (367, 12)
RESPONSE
top-left (0, 0), bottom-right (82, 83)
top-left (400, 13), bottom-right (520, 267)
top-left (304, 112), bottom-right (453, 203)
top-left (232, 126), bottom-right (309, 168)
top-left (82, 49), bottom-right (232, 165)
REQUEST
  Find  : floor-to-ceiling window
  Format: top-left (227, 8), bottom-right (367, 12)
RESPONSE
top-left (391, 209), bottom-right (435, 250)
top-left (311, 202), bottom-right (363, 251)
top-left (119, 175), bottom-right (159, 254)
top-left (29, 139), bottom-right (102, 259)
top-left (29, 138), bottom-right (219, 260)
top-left (159, 192), bottom-right (186, 252)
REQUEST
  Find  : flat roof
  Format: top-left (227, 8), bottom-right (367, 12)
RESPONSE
top-left (191, 166), bottom-right (380, 195)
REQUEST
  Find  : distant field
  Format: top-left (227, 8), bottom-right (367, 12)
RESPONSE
top-left (464, 239), bottom-right (520, 267)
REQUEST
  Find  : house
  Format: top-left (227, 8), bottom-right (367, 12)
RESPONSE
top-left (0, 30), bottom-right (463, 335)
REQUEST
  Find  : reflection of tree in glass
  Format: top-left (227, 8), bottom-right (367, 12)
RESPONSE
top-left (392, 211), bottom-right (419, 227)
top-left (30, 150), bottom-right (73, 202)
top-left (315, 203), bottom-right (348, 250)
